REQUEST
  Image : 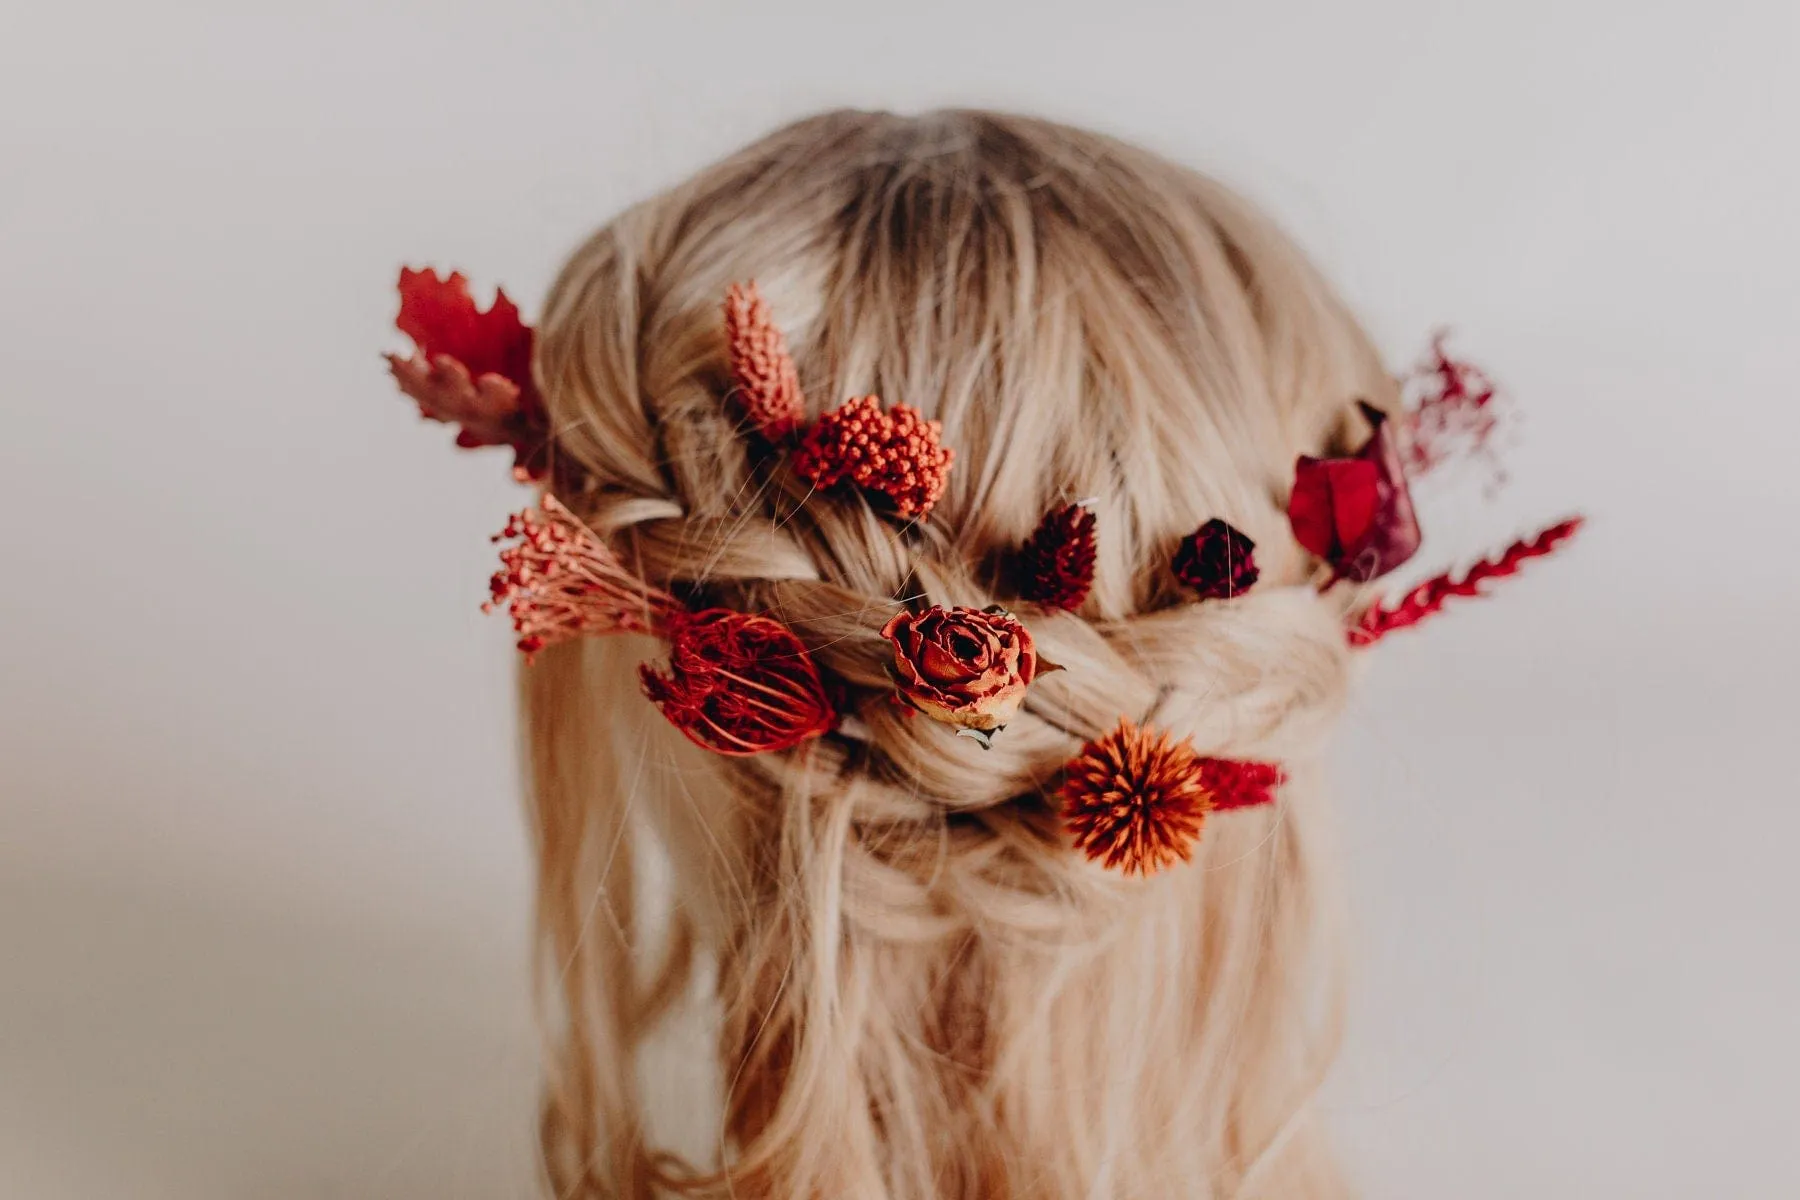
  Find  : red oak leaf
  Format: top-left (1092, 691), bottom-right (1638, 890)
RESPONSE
top-left (385, 266), bottom-right (550, 480)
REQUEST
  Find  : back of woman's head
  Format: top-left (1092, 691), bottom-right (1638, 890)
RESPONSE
top-left (522, 108), bottom-right (1393, 1199)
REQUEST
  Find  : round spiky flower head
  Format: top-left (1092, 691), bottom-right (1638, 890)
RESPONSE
top-left (1060, 718), bottom-right (1214, 876)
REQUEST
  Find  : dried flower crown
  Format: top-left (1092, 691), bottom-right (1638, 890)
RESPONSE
top-left (385, 267), bottom-right (1582, 875)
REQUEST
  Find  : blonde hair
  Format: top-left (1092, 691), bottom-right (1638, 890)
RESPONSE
top-left (521, 109), bottom-right (1395, 1199)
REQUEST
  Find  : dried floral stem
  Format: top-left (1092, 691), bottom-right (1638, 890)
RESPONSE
top-left (1350, 516), bottom-right (1584, 646)
top-left (1402, 333), bottom-right (1507, 483)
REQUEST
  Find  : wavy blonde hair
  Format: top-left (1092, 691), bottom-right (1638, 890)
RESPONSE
top-left (520, 109), bottom-right (1393, 1199)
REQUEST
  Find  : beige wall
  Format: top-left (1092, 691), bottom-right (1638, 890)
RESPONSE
top-left (3, 1), bottom-right (1796, 1195)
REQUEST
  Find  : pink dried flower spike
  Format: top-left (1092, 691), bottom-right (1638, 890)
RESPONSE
top-left (483, 495), bottom-right (679, 660)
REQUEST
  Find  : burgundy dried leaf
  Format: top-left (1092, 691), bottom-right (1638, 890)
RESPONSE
top-left (1288, 402), bottom-right (1421, 583)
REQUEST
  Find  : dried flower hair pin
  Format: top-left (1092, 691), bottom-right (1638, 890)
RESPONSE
top-left (1280, 343), bottom-right (1584, 646)
top-left (880, 604), bottom-right (1058, 748)
top-left (382, 268), bottom-right (1576, 880)
top-left (484, 495), bottom-right (837, 755)
top-left (727, 282), bottom-right (955, 520)
top-left (1061, 719), bottom-right (1284, 877)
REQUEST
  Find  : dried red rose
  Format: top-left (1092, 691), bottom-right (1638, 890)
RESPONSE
top-left (639, 609), bottom-right (837, 756)
top-left (386, 266), bottom-right (550, 480)
top-left (1287, 401), bottom-right (1421, 583)
top-left (1172, 518), bottom-right (1259, 600)
top-left (1060, 718), bottom-right (1285, 877)
top-left (792, 395), bottom-right (955, 520)
top-left (879, 605), bottom-right (1050, 746)
top-left (1016, 502), bottom-right (1098, 611)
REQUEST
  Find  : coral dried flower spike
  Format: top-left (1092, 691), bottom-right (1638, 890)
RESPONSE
top-left (483, 495), bottom-right (679, 660)
top-left (724, 281), bottom-right (806, 441)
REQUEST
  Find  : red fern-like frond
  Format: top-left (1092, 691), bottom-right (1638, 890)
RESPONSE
top-left (1350, 517), bottom-right (1584, 646)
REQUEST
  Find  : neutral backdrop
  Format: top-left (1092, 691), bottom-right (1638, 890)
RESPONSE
top-left (4, 2), bottom-right (1795, 1197)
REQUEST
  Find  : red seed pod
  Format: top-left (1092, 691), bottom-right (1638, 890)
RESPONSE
top-left (638, 609), bottom-right (837, 756)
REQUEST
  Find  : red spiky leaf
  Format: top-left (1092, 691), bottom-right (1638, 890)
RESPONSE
top-left (386, 266), bottom-right (550, 480)
top-left (482, 495), bottom-right (679, 661)
top-left (1350, 517), bottom-right (1584, 646)
top-left (724, 281), bottom-right (806, 440)
top-left (1016, 502), bottom-right (1098, 610)
top-left (639, 609), bottom-right (837, 755)
top-left (792, 395), bottom-right (955, 520)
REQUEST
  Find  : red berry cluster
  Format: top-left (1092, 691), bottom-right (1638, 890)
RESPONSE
top-left (791, 395), bottom-right (955, 520)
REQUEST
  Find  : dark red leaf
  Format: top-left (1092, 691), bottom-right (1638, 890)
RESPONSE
top-left (387, 266), bottom-right (550, 480)
top-left (1287, 402), bottom-right (1421, 582)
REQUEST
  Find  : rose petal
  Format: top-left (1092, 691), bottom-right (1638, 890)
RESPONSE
top-left (1287, 403), bottom-right (1422, 582)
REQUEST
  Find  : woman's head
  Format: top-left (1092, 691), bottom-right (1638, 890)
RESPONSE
top-left (522, 109), bottom-right (1390, 1198)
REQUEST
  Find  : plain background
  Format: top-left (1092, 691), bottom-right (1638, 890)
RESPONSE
top-left (4, 1), bottom-right (1796, 1196)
